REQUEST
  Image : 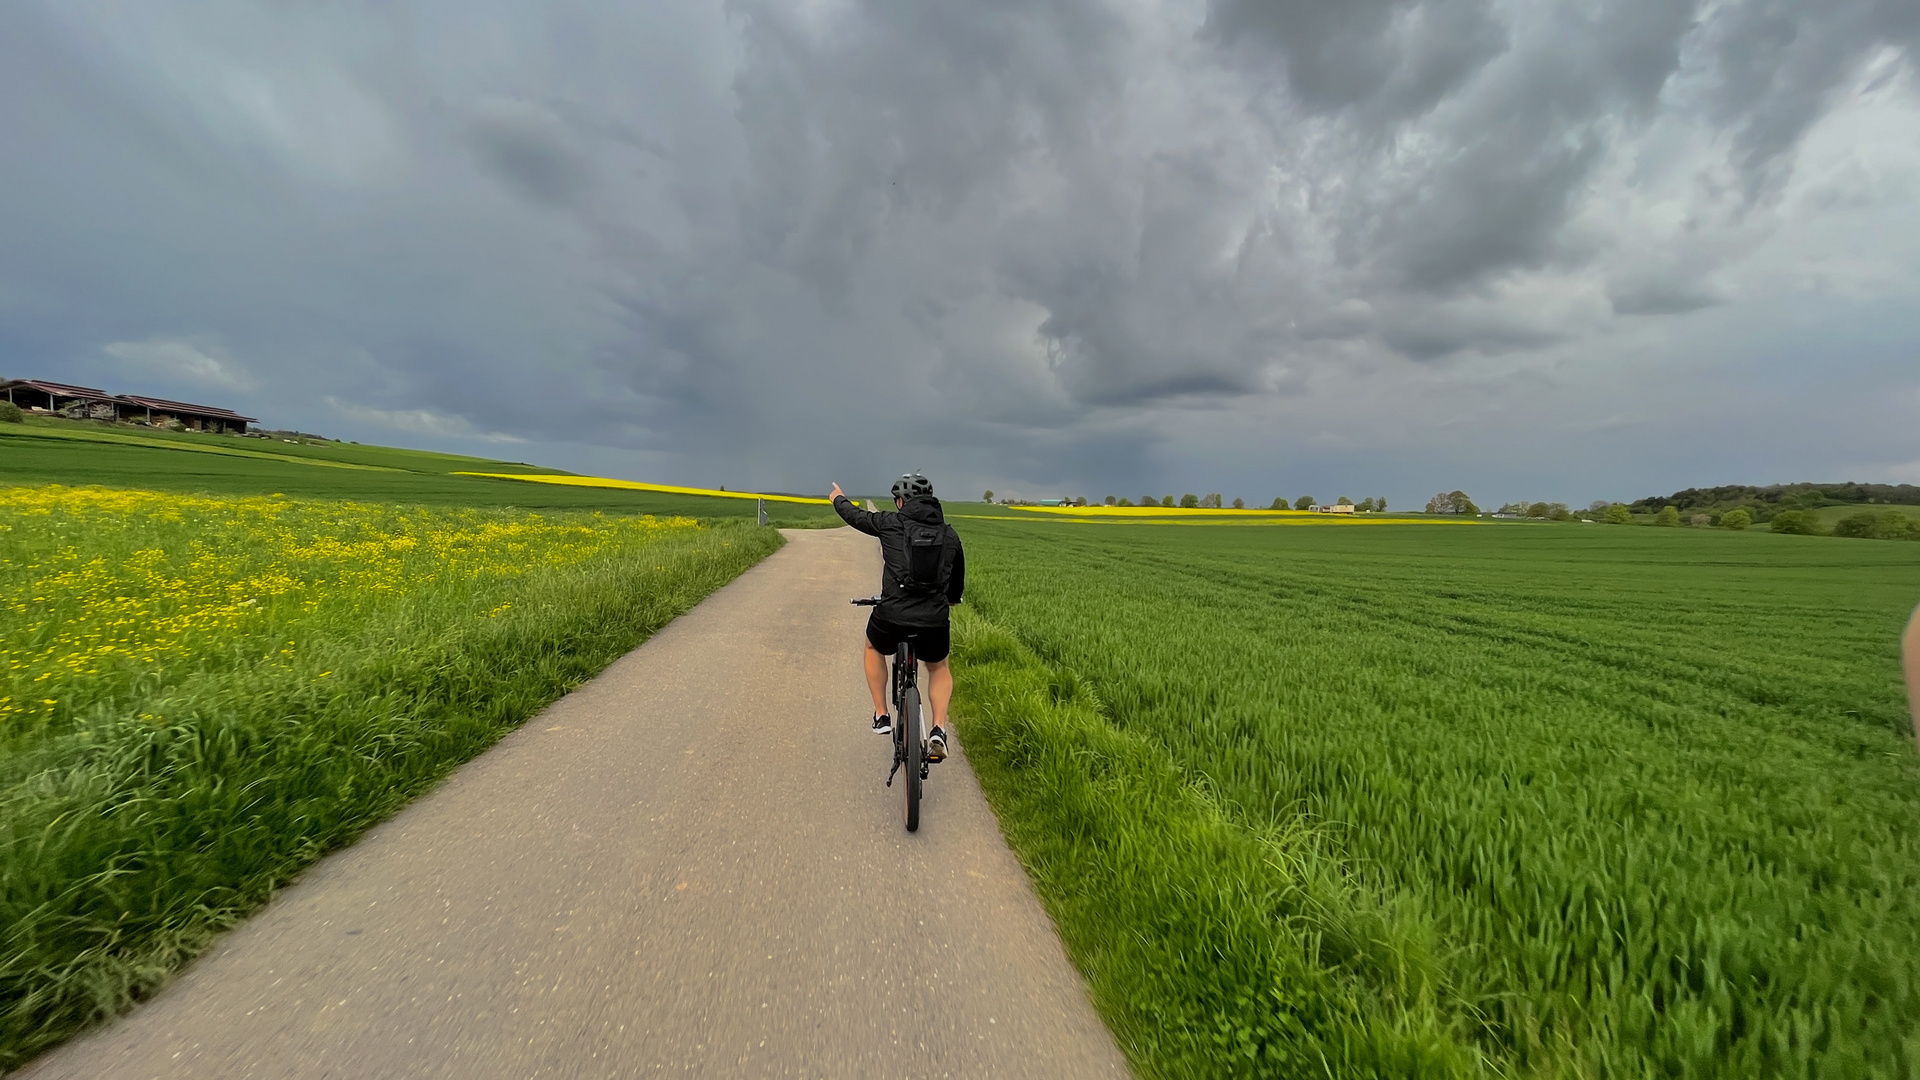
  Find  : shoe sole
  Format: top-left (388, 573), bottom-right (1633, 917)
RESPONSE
top-left (927, 736), bottom-right (947, 762)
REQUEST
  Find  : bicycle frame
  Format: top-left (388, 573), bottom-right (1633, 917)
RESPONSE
top-left (852, 597), bottom-right (931, 830)
top-left (888, 640), bottom-right (916, 783)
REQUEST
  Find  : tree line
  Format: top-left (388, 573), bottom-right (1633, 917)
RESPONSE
top-left (984, 492), bottom-right (1390, 511)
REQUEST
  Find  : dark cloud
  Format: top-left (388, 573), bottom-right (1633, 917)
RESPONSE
top-left (468, 100), bottom-right (593, 205)
top-left (1205, 0), bottom-right (1508, 120)
top-left (1, 0), bottom-right (1916, 504)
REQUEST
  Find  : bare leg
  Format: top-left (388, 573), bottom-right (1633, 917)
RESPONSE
top-left (925, 658), bottom-right (953, 734)
top-left (863, 641), bottom-right (890, 718)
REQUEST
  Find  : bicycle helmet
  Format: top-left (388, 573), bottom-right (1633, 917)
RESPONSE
top-left (891, 472), bottom-right (934, 500)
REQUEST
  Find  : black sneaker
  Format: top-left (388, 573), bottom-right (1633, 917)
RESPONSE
top-left (927, 725), bottom-right (948, 762)
top-left (871, 713), bottom-right (893, 735)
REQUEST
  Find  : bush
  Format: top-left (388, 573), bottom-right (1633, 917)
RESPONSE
top-left (1833, 510), bottom-right (1920, 540)
top-left (1604, 504), bottom-right (1632, 525)
top-left (0, 402), bottom-right (22, 424)
top-left (1654, 506), bottom-right (1681, 527)
top-left (1294, 496), bottom-right (1314, 511)
top-left (1770, 510), bottom-right (1822, 535)
top-left (1722, 508), bottom-right (1752, 530)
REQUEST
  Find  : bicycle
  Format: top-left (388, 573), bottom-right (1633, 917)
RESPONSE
top-left (851, 597), bottom-right (937, 831)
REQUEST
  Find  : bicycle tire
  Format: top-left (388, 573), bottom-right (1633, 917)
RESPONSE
top-left (901, 684), bottom-right (923, 832)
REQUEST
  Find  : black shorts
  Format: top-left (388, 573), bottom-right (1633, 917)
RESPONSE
top-left (865, 614), bottom-right (950, 663)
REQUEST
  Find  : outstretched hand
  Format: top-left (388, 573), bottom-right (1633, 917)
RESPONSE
top-left (829, 482), bottom-right (845, 500)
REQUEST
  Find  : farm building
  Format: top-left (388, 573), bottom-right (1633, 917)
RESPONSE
top-left (114, 395), bottom-right (257, 434)
top-left (0, 379), bottom-right (256, 433)
top-left (2, 379), bottom-right (120, 421)
top-left (1314, 503), bottom-right (1356, 514)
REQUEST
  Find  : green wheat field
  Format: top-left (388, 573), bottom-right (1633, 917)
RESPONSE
top-left (951, 517), bottom-right (1920, 1079)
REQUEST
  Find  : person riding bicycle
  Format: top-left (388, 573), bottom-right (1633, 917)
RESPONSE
top-left (829, 473), bottom-right (965, 762)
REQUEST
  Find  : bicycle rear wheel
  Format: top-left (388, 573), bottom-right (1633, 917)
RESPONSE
top-left (901, 684), bottom-right (923, 832)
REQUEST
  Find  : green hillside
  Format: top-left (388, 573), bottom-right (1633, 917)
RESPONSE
top-left (0, 417), bottom-right (839, 524)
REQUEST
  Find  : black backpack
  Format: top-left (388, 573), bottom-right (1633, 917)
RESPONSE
top-left (894, 519), bottom-right (956, 595)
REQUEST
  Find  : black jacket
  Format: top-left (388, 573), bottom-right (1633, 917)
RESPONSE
top-left (833, 494), bottom-right (965, 626)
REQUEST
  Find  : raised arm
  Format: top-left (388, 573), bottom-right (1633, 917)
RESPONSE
top-left (830, 482), bottom-right (880, 536)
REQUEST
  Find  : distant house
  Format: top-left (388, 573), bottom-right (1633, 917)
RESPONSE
top-left (0, 379), bottom-right (256, 434)
top-left (1036, 498), bottom-right (1068, 507)
top-left (1314, 504), bottom-right (1356, 514)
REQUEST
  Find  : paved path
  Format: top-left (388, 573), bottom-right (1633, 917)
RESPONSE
top-left (22, 529), bottom-right (1128, 1079)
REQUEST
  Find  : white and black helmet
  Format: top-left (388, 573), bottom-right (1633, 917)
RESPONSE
top-left (891, 472), bottom-right (933, 500)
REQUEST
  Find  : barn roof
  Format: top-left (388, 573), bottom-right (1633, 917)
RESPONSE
top-left (115, 395), bottom-right (259, 423)
top-left (2, 378), bottom-right (118, 401)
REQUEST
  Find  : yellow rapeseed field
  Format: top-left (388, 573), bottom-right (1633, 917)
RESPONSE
top-left (0, 485), bottom-right (698, 731)
top-left (3, 484), bottom-right (774, 1066)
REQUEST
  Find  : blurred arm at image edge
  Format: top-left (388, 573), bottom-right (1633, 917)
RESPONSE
top-left (1906, 605), bottom-right (1920, 746)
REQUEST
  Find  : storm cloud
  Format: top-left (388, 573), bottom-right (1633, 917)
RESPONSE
top-left (2, 0), bottom-right (1916, 503)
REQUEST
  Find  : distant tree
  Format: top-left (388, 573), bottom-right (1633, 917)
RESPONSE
top-left (1144, 496), bottom-right (1158, 508)
top-left (1834, 510), bottom-right (1920, 539)
top-left (1524, 502), bottom-right (1548, 518)
top-left (1104, 495), bottom-right (1116, 505)
top-left (1269, 497), bottom-right (1286, 509)
top-left (0, 401), bottom-right (22, 424)
top-left (1449, 491), bottom-right (1479, 514)
top-left (1604, 504), bottom-right (1631, 524)
top-left (1200, 493), bottom-right (1222, 508)
top-left (1232, 497), bottom-right (1245, 509)
top-left (1358, 497), bottom-right (1375, 512)
top-left (1721, 508), bottom-right (1752, 530)
top-left (1654, 505), bottom-right (1681, 527)
top-left (1376, 496), bottom-right (1386, 512)
top-left (1589, 499), bottom-right (1611, 513)
top-left (1336, 496), bottom-right (1352, 506)
top-left (1426, 493), bottom-right (1450, 514)
top-left (1295, 496), bottom-right (1314, 511)
top-left (1549, 503), bottom-right (1572, 521)
top-left (1770, 509), bottom-right (1821, 535)
top-left (1180, 493), bottom-right (1200, 508)
top-left (983, 490), bottom-right (994, 502)
top-left (1117, 497), bottom-right (1134, 507)
top-left (1162, 495), bottom-right (1176, 507)
top-left (1073, 496), bottom-right (1087, 507)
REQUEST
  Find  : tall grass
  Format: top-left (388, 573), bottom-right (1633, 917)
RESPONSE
top-left (952, 520), bottom-right (1920, 1078)
top-left (0, 486), bottom-right (780, 1068)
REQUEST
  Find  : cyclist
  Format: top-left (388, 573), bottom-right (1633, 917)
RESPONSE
top-left (829, 473), bottom-right (965, 761)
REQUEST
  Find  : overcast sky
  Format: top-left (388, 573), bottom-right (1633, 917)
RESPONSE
top-left (4, 0), bottom-right (1916, 506)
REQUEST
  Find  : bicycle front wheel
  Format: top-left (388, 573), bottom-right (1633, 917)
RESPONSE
top-left (901, 684), bottom-right (923, 832)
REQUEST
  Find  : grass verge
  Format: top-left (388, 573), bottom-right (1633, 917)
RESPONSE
top-left (0, 487), bottom-right (781, 1068)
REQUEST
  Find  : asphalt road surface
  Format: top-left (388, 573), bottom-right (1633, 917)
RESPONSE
top-left (22, 528), bottom-right (1129, 1079)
